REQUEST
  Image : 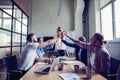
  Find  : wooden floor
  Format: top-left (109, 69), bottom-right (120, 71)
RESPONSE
top-left (0, 71), bottom-right (6, 80)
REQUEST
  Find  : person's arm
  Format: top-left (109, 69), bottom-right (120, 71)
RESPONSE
top-left (62, 40), bottom-right (78, 48)
top-left (37, 38), bottom-right (58, 48)
top-left (65, 33), bottom-right (89, 48)
top-left (36, 55), bottom-right (53, 62)
top-left (43, 45), bottom-right (54, 51)
top-left (99, 52), bottom-right (110, 77)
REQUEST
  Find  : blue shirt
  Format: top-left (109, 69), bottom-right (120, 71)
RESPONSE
top-left (36, 45), bottom-right (53, 57)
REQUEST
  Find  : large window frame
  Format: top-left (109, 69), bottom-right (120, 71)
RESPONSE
top-left (0, 0), bottom-right (28, 57)
top-left (100, 0), bottom-right (120, 41)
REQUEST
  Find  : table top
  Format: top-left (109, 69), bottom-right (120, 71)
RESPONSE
top-left (20, 60), bottom-right (107, 80)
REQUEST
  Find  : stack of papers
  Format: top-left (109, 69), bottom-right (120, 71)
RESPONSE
top-left (59, 73), bottom-right (80, 80)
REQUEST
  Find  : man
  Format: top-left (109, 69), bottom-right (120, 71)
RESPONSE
top-left (17, 33), bottom-right (58, 73)
top-left (62, 36), bottom-right (87, 65)
top-left (54, 27), bottom-right (66, 50)
top-left (53, 27), bottom-right (69, 57)
top-left (65, 32), bottom-right (110, 78)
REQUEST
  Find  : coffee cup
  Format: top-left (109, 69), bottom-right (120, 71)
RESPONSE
top-left (86, 68), bottom-right (93, 79)
top-left (74, 65), bottom-right (79, 73)
top-left (57, 63), bottom-right (64, 71)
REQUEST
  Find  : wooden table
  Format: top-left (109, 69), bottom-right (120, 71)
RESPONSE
top-left (20, 60), bottom-right (107, 80)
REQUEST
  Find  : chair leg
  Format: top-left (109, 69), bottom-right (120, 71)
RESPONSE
top-left (6, 73), bottom-right (10, 80)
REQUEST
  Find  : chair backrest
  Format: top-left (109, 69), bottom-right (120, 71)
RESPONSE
top-left (4, 55), bottom-right (18, 70)
top-left (109, 57), bottom-right (120, 74)
top-left (56, 50), bottom-right (67, 57)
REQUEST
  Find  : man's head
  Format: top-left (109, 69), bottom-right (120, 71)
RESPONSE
top-left (90, 33), bottom-right (104, 47)
top-left (37, 37), bottom-right (43, 43)
top-left (78, 36), bottom-right (86, 42)
top-left (57, 27), bottom-right (63, 36)
top-left (27, 33), bottom-right (37, 42)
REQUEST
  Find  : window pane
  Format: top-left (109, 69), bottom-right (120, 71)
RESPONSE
top-left (22, 24), bottom-right (27, 34)
top-left (3, 11), bottom-right (10, 18)
top-left (12, 47), bottom-right (20, 59)
top-left (12, 33), bottom-right (20, 46)
top-left (14, 6), bottom-right (21, 21)
top-left (3, 19), bottom-right (11, 30)
top-left (22, 14), bottom-right (28, 25)
top-left (101, 4), bottom-right (113, 40)
top-left (114, 0), bottom-right (120, 38)
top-left (4, 47), bottom-right (11, 55)
top-left (13, 19), bottom-right (21, 33)
top-left (22, 35), bottom-right (27, 45)
top-left (0, 10), bottom-right (2, 17)
top-left (3, 9), bottom-right (12, 16)
top-left (0, 48), bottom-right (10, 58)
top-left (0, 10), bottom-right (2, 27)
top-left (0, 30), bottom-right (11, 46)
top-left (0, 19), bottom-right (1, 27)
top-left (100, 0), bottom-right (111, 8)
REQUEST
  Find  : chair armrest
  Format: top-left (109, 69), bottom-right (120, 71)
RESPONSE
top-left (108, 74), bottom-right (118, 80)
top-left (7, 70), bottom-right (23, 80)
top-left (7, 70), bottom-right (22, 73)
top-left (108, 73), bottom-right (118, 77)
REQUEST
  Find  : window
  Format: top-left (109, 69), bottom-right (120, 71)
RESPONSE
top-left (100, 0), bottom-right (120, 41)
top-left (0, 0), bottom-right (28, 58)
top-left (101, 4), bottom-right (113, 40)
top-left (114, 0), bottom-right (120, 38)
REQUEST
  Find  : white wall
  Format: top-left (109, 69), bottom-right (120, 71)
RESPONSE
top-left (31, 0), bottom-right (74, 37)
top-left (31, 0), bottom-right (84, 38)
top-left (74, 0), bottom-right (84, 38)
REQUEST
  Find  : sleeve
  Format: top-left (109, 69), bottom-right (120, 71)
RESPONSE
top-left (43, 45), bottom-right (54, 51)
top-left (100, 51), bottom-right (110, 77)
top-left (34, 43), bottom-right (39, 49)
top-left (62, 40), bottom-right (78, 48)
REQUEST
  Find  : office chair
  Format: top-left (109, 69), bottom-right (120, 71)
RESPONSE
top-left (4, 55), bottom-right (22, 80)
top-left (108, 57), bottom-right (120, 80)
top-left (54, 50), bottom-right (68, 57)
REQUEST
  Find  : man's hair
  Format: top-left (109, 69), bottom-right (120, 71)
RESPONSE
top-left (27, 33), bottom-right (35, 42)
top-left (78, 36), bottom-right (86, 42)
top-left (57, 27), bottom-right (63, 32)
top-left (37, 37), bottom-right (42, 42)
top-left (94, 33), bottom-right (104, 45)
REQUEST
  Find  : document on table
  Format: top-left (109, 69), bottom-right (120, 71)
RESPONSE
top-left (58, 73), bottom-right (80, 80)
top-left (62, 61), bottom-right (80, 64)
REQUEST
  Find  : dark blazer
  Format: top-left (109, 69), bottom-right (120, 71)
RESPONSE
top-left (62, 40), bottom-right (87, 65)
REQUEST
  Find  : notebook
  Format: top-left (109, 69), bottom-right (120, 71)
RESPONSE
top-left (34, 57), bottom-right (60, 74)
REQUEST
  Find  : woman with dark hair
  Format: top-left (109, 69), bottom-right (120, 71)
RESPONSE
top-left (65, 32), bottom-right (110, 78)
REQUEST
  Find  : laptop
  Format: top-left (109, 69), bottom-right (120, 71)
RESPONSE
top-left (34, 57), bottom-right (60, 74)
